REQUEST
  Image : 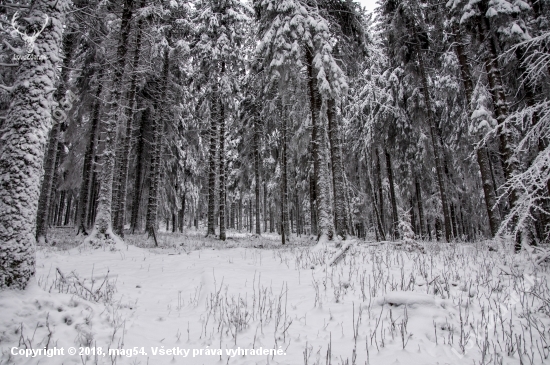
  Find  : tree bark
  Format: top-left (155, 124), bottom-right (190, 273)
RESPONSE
top-left (327, 99), bottom-right (348, 239)
top-left (414, 35), bottom-right (452, 242)
top-left (0, 0), bottom-right (67, 289)
top-left (180, 187), bottom-right (187, 232)
top-left (254, 112), bottom-right (262, 235)
top-left (309, 169), bottom-right (317, 236)
top-left (410, 198), bottom-right (417, 236)
top-left (56, 190), bottom-right (66, 227)
top-left (477, 2), bottom-right (519, 214)
top-left (64, 192), bottom-right (73, 226)
top-left (206, 98), bottom-right (218, 237)
top-left (218, 96), bottom-right (226, 241)
top-left (36, 27), bottom-right (76, 243)
top-left (90, 0), bottom-right (135, 240)
top-left (88, 156), bottom-right (100, 227)
top-left (385, 148), bottom-right (400, 239)
top-left (130, 105), bottom-right (149, 233)
top-left (367, 158), bottom-right (386, 241)
top-left (305, 47), bottom-right (333, 241)
top-left (112, 7), bottom-right (145, 236)
top-left (281, 107), bottom-right (290, 243)
top-left (263, 179), bottom-right (268, 232)
top-left (453, 27), bottom-right (501, 236)
top-left (145, 48), bottom-right (170, 241)
top-left (415, 178), bottom-right (426, 238)
top-left (375, 148), bottom-right (386, 234)
top-left (77, 66), bottom-right (104, 235)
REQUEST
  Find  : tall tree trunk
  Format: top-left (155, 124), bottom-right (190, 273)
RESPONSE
top-left (327, 99), bottom-right (348, 239)
top-left (0, 0), bottom-right (67, 289)
top-left (145, 112), bottom-right (161, 240)
top-left (281, 107), bottom-right (289, 243)
top-left (130, 105), bottom-right (149, 233)
top-left (64, 193), bottom-right (73, 226)
top-left (113, 9), bottom-right (145, 237)
top-left (295, 191), bottom-right (301, 236)
top-left (270, 203), bottom-right (274, 232)
top-left (56, 190), bottom-right (66, 227)
top-left (305, 48), bottom-right (333, 241)
top-left (254, 113), bottom-right (262, 235)
top-left (263, 179), bottom-right (268, 232)
top-left (410, 198), bottom-right (417, 236)
top-left (450, 203), bottom-right (459, 239)
top-left (385, 149), bottom-right (400, 240)
top-left (88, 156), bottom-right (100, 227)
top-left (375, 148), bottom-right (386, 234)
top-left (181, 189), bottom-right (187, 232)
top-left (367, 158), bottom-right (386, 241)
top-left (90, 0), bottom-right (135, 241)
top-left (218, 96), bottom-right (226, 241)
top-left (414, 32), bottom-right (453, 242)
top-left (477, 2), bottom-right (519, 216)
top-left (36, 27), bottom-right (76, 244)
top-left (77, 67), bottom-right (104, 235)
top-left (206, 100), bottom-right (218, 237)
top-left (452, 28), bottom-right (500, 236)
top-left (249, 198), bottom-right (253, 233)
top-left (309, 169), bottom-right (317, 236)
top-left (415, 178), bottom-right (426, 238)
top-left (48, 142), bottom-right (63, 227)
top-left (145, 49), bottom-right (170, 242)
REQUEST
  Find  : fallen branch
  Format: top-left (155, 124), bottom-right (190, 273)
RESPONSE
top-left (328, 241), bottom-right (354, 266)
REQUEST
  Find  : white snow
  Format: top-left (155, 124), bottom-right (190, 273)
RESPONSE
top-left (1, 231), bottom-right (549, 365)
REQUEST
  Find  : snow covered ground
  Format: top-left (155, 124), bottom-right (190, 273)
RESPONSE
top-left (1, 230), bottom-right (550, 365)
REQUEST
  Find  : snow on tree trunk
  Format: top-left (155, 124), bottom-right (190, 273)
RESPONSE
top-left (35, 121), bottom-right (60, 242)
top-left (254, 111), bottom-right (262, 236)
top-left (77, 68), bottom-right (104, 235)
top-left (477, 2), bottom-right (520, 215)
top-left (366, 156), bottom-right (386, 241)
top-left (263, 179), bottom-right (268, 233)
top-left (113, 15), bottom-right (144, 237)
top-left (309, 164), bottom-right (317, 236)
top-left (306, 47), bottom-right (333, 241)
top-left (385, 149), bottom-right (400, 240)
top-left (130, 104), bottom-right (148, 233)
top-left (35, 29), bottom-right (75, 244)
top-left (218, 97), bottom-right (226, 241)
top-left (415, 178), bottom-right (426, 238)
top-left (0, 0), bottom-right (67, 289)
top-left (146, 49), bottom-right (170, 242)
top-left (280, 106), bottom-right (290, 243)
top-left (327, 99), bottom-right (348, 239)
top-left (87, 0), bottom-right (134, 245)
top-left (375, 148), bottom-right (386, 234)
top-left (451, 29), bottom-right (500, 236)
top-left (206, 97), bottom-right (218, 237)
top-left (415, 38), bottom-right (453, 242)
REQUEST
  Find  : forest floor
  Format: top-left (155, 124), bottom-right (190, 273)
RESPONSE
top-left (1, 229), bottom-right (550, 365)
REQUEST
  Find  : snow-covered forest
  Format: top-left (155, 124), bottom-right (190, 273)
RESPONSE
top-left (1, 0), bottom-right (550, 364)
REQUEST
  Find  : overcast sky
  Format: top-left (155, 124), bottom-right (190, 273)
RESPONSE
top-left (357, 0), bottom-right (378, 13)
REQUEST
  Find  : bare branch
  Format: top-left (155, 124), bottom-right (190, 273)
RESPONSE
top-left (3, 39), bottom-right (23, 55)
top-left (0, 84), bottom-right (15, 92)
top-left (0, 4), bottom-right (30, 9)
